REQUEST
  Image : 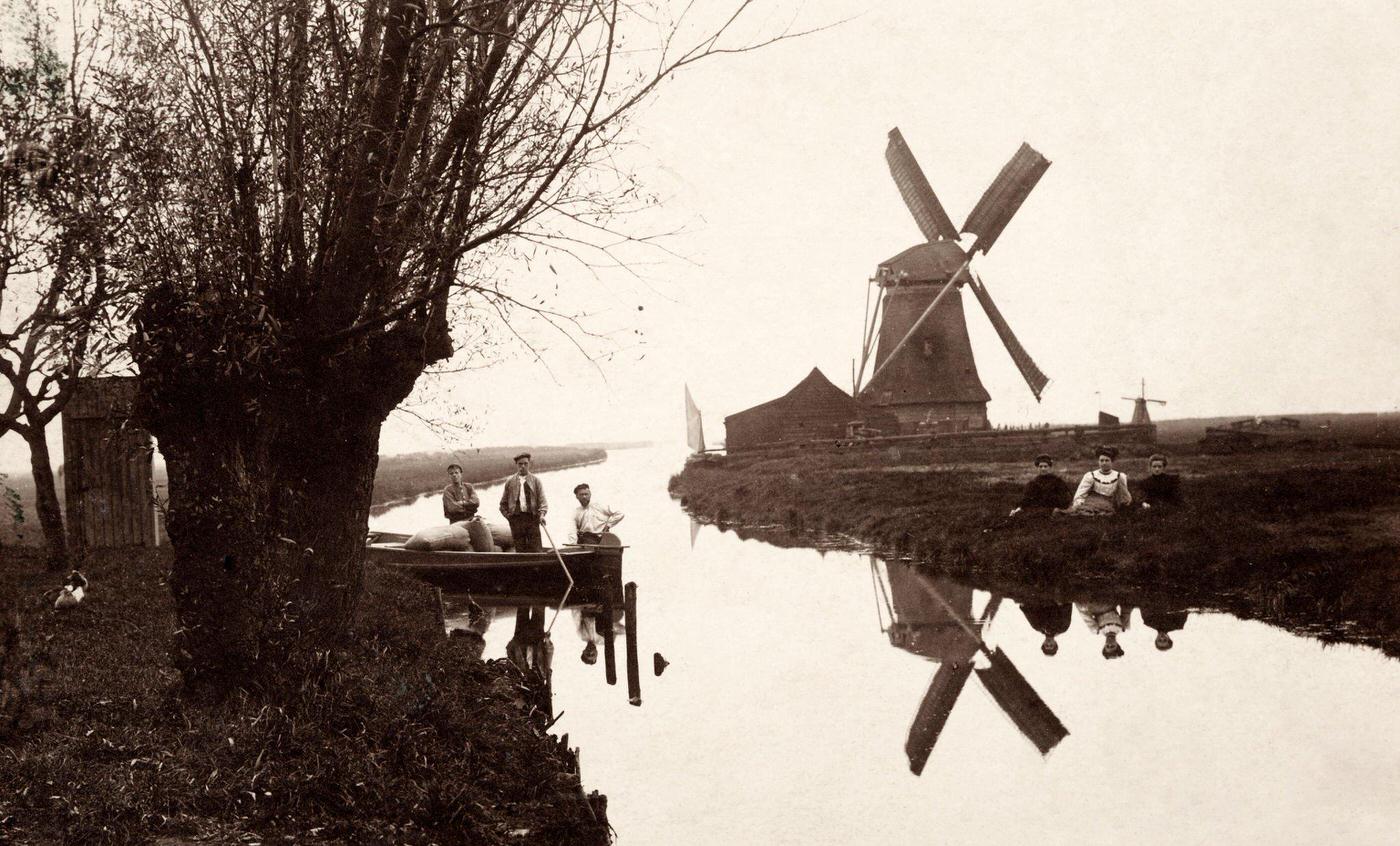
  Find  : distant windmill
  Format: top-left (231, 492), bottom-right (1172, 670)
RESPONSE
top-left (1123, 379), bottom-right (1167, 426)
top-left (854, 128), bottom-right (1052, 433)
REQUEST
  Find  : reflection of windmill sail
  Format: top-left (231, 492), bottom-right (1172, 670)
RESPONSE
top-left (976, 647), bottom-right (1068, 755)
top-left (684, 384), bottom-right (706, 453)
top-left (906, 661), bottom-right (974, 776)
top-left (879, 560), bottom-right (1070, 768)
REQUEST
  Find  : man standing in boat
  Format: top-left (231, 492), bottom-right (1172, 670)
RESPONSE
top-left (571, 483), bottom-right (624, 544)
top-left (442, 463), bottom-right (480, 523)
top-left (500, 452), bottom-right (547, 553)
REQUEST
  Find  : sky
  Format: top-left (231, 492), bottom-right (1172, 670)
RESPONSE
top-left (3, 0), bottom-right (1399, 471)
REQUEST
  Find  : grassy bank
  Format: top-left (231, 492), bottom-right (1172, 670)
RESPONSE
top-left (0, 548), bottom-right (608, 845)
top-left (671, 445), bottom-right (1400, 657)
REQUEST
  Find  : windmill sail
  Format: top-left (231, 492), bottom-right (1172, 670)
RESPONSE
top-left (684, 384), bottom-right (706, 453)
top-left (967, 272), bottom-right (1049, 401)
top-left (962, 143), bottom-right (1050, 255)
top-left (886, 128), bottom-right (960, 243)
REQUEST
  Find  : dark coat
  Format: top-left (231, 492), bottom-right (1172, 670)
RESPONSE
top-left (1018, 474), bottom-right (1073, 510)
top-left (1137, 473), bottom-right (1183, 507)
top-left (1019, 602), bottom-right (1072, 637)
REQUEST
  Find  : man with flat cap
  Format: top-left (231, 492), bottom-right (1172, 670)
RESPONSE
top-left (500, 452), bottom-right (548, 553)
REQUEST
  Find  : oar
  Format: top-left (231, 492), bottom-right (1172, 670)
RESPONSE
top-left (540, 522), bottom-right (575, 634)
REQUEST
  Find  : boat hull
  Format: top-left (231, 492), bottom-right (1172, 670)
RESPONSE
top-left (365, 531), bottom-right (624, 596)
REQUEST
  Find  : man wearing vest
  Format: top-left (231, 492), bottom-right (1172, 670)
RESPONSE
top-left (500, 452), bottom-right (548, 553)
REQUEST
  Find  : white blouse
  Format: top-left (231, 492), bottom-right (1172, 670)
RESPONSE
top-left (1072, 469), bottom-right (1131, 507)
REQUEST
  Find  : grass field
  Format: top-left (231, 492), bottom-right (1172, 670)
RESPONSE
top-left (672, 442), bottom-right (1400, 657)
top-left (0, 547), bottom-right (607, 845)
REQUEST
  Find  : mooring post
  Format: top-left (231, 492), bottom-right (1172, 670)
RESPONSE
top-left (624, 581), bottom-right (640, 706)
top-left (602, 576), bottom-right (618, 686)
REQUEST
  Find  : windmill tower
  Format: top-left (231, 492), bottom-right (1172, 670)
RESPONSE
top-left (855, 129), bottom-right (1052, 433)
top-left (1123, 379), bottom-right (1167, 426)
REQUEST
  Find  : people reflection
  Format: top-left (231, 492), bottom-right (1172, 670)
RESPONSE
top-left (1141, 604), bottom-right (1190, 651)
top-left (506, 606), bottom-right (554, 676)
top-left (573, 607), bottom-right (619, 663)
top-left (1077, 601), bottom-right (1133, 659)
top-left (1019, 600), bottom-right (1072, 656)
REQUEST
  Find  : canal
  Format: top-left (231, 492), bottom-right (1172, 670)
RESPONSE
top-left (371, 445), bottom-right (1400, 845)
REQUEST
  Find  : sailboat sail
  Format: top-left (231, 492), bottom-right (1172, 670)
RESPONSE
top-left (684, 384), bottom-right (706, 453)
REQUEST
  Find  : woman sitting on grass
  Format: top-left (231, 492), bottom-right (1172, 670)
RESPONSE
top-left (1009, 453), bottom-right (1072, 517)
top-left (1058, 445), bottom-right (1132, 516)
top-left (1137, 453), bottom-right (1183, 509)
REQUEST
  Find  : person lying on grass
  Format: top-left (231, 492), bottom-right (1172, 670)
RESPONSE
top-left (1057, 445), bottom-right (1132, 516)
top-left (1009, 453), bottom-right (1073, 517)
top-left (1136, 453), bottom-right (1183, 509)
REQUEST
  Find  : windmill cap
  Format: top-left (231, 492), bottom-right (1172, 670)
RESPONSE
top-left (878, 242), bottom-right (968, 283)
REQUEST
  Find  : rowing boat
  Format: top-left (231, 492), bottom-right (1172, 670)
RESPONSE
top-left (365, 530), bottom-right (625, 593)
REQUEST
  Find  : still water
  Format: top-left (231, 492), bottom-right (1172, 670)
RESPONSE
top-left (370, 446), bottom-right (1400, 845)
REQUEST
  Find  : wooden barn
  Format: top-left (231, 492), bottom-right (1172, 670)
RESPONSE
top-left (724, 368), bottom-right (898, 451)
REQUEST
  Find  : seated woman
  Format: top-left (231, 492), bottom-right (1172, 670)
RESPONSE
top-left (1009, 453), bottom-right (1072, 516)
top-left (1059, 445), bottom-right (1131, 516)
top-left (1137, 453), bottom-right (1183, 509)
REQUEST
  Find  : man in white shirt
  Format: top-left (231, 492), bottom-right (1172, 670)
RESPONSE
top-left (571, 483), bottom-right (623, 544)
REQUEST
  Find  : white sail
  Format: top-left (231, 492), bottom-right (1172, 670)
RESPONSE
top-left (684, 384), bottom-right (706, 454)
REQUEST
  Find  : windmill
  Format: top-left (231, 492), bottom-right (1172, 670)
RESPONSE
top-left (854, 128), bottom-right (1052, 433)
top-left (1123, 378), bottom-right (1167, 426)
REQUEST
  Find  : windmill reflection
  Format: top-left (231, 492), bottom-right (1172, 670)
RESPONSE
top-left (873, 558), bottom-right (1069, 773)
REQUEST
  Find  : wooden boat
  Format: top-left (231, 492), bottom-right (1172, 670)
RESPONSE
top-left (365, 530), bottom-right (624, 594)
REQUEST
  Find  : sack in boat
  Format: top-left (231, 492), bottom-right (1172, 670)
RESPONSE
top-left (404, 523), bottom-right (473, 552)
top-left (488, 521), bottom-right (514, 552)
top-left (467, 518), bottom-right (495, 553)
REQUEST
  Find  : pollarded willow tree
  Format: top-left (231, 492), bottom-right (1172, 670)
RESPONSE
top-left (105, 0), bottom-right (799, 691)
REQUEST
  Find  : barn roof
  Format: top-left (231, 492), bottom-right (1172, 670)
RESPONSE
top-left (878, 241), bottom-right (968, 283)
top-left (725, 367), bottom-right (880, 424)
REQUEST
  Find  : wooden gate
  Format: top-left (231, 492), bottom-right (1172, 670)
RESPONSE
top-left (61, 377), bottom-right (158, 548)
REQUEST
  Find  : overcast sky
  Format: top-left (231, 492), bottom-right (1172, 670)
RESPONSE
top-left (3, 0), bottom-right (1398, 471)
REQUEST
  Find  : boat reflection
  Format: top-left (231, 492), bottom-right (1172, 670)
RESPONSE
top-left (872, 558), bottom-right (1070, 772)
top-left (440, 572), bottom-right (642, 716)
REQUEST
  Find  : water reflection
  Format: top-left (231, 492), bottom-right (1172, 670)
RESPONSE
top-left (875, 559), bottom-right (1069, 771)
top-left (439, 574), bottom-right (643, 713)
top-left (374, 447), bottom-right (1400, 845)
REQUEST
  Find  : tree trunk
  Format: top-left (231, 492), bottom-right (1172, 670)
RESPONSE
top-left (132, 283), bottom-right (445, 695)
top-left (155, 395), bottom-right (388, 693)
top-left (24, 428), bottom-right (69, 571)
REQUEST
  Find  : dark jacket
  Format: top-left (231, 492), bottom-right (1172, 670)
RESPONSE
top-left (1137, 473), bottom-right (1182, 507)
top-left (1019, 474), bottom-right (1072, 510)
